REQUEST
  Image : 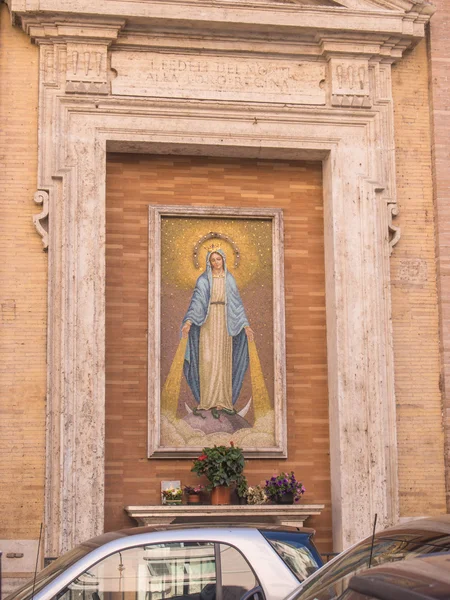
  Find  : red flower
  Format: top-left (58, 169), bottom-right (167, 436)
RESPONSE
top-left (197, 454), bottom-right (207, 461)
top-left (230, 441), bottom-right (234, 447)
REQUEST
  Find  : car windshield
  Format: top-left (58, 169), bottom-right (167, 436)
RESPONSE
top-left (292, 531), bottom-right (450, 600)
top-left (4, 544), bottom-right (95, 600)
top-left (260, 531), bottom-right (322, 582)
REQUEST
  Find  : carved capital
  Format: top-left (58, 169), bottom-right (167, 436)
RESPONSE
top-left (33, 190), bottom-right (49, 251)
top-left (328, 58), bottom-right (371, 108)
top-left (66, 42), bottom-right (109, 94)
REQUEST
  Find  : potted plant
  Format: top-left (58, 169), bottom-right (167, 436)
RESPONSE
top-left (245, 485), bottom-right (268, 505)
top-left (162, 486), bottom-right (183, 505)
top-left (236, 475), bottom-right (249, 505)
top-left (184, 484), bottom-right (205, 504)
top-left (191, 442), bottom-right (246, 505)
top-left (264, 471), bottom-right (306, 504)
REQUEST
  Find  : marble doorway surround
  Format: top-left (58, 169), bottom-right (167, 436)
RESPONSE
top-left (10, 0), bottom-right (434, 556)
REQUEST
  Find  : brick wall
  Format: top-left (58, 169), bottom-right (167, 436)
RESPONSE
top-left (104, 155), bottom-right (333, 552)
top-left (0, 2), bottom-right (46, 593)
top-left (428, 0), bottom-right (450, 511)
top-left (391, 38), bottom-right (447, 516)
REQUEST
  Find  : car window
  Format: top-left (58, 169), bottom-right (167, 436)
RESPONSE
top-left (297, 534), bottom-right (450, 600)
top-left (5, 545), bottom-right (94, 600)
top-left (53, 542), bottom-right (262, 600)
top-left (55, 542), bottom-right (217, 600)
top-left (260, 531), bottom-right (322, 582)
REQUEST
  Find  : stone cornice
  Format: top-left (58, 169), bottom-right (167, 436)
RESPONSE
top-left (19, 15), bottom-right (126, 44)
top-left (13, 0), bottom-right (434, 54)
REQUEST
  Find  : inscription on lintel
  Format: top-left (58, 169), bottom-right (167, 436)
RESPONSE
top-left (111, 51), bottom-right (326, 105)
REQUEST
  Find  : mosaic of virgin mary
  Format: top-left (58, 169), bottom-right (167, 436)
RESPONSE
top-left (181, 246), bottom-right (254, 420)
top-left (159, 218), bottom-right (276, 449)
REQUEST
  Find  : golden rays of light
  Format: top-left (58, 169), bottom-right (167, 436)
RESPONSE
top-left (249, 341), bottom-right (272, 418)
top-left (161, 217), bottom-right (273, 291)
top-left (161, 337), bottom-right (188, 421)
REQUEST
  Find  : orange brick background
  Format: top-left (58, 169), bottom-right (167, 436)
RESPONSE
top-left (391, 38), bottom-right (447, 516)
top-left (0, 3), bottom-right (46, 541)
top-left (428, 0), bottom-right (450, 511)
top-left (104, 155), bottom-right (333, 552)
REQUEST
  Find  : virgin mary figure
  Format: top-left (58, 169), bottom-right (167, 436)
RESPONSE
top-left (181, 247), bottom-right (254, 419)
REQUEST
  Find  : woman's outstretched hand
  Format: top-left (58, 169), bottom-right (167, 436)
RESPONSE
top-left (245, 327), bottom-right (255, 342)
top-left (181, 322), bottom-right (191, 338)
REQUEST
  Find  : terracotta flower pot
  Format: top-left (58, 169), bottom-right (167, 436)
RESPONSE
top-left (187, 494), bottom-right (201, 505)
top-left (211, 486), bottom-right (231, 505)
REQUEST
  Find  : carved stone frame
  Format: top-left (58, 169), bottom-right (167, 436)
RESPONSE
top-left (14, 0), bottom-right (434, 555)
top-left (39, 103), bottom-right (398, 554)
top-left (148, 205), bottom-right (286, 458)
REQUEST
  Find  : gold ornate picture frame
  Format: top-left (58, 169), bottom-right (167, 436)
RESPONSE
top-left (148, 205), bottom-right (287, 458)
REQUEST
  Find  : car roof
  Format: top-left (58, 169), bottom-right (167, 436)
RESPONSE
top-left (376, 515), bottom-right (450, 538)
top-left (349, 553), bottom-right (450, 600)
top-left (79, 523), bottom-right (316, 550)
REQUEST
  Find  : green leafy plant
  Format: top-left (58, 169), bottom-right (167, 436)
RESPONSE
top-left (191, 442), bottom-right (246, 490)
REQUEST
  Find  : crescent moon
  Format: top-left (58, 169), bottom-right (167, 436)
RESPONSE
top-left (238, 398), bottom-right (252, 418)
top-left (185, 399), bottom-right (252, 418)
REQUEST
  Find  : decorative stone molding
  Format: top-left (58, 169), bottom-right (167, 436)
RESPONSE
top-left (329, 58), bottom-right (371, 108)
top-left (11, 0), bottom-right (433, 556)
top-left (66, 43), bottom-right (109, 94)
top-left (125, 504), bottom-right (325, 529)
top-left (388, 203), bottom-right (401, 254)
top-left (33, 190), bottom-right (49, 251)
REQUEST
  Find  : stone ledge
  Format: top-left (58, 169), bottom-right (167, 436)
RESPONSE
top-left (125, 504), bottom-right (325, 528)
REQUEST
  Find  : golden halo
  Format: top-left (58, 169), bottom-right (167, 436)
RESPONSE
top-left (161, 217), bottom-right (272, 291)
top-left (193, 231), bottom-right (241, 268)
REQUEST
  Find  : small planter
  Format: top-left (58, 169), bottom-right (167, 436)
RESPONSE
top-left (165, 499), bottom-right (182, 506)
top-left (275, 492), bottom-right (294, 505)
top-left (187, 494), bottom-right (201, 505)
top-left (211, 485), bottom-right (231, 505)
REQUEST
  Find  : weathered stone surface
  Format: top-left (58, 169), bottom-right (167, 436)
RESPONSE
top-left (111, 52), bottom-right (327, 104)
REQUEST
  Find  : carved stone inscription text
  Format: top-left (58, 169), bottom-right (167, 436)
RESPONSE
top-left (111, 52), bottom-right (326, 104)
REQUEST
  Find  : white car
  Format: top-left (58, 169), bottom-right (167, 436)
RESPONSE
top-left (6, 526), bottom-right (323, 600)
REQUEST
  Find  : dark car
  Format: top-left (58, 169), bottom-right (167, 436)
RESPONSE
top-left (284, 516), bottom-right (450, 600)
top-left (340, 553), bottom-right (450, 600)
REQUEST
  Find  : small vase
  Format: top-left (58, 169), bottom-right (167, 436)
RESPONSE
top-left (187, 494), bottom-right (201, 505)
top-left (275, 492), bottom-right (294, 505)
top-left (211, 486), bottom-right (231, 505)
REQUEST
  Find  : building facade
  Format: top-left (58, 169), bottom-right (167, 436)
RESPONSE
top-left (0, 0), bottom-right (449, 593)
